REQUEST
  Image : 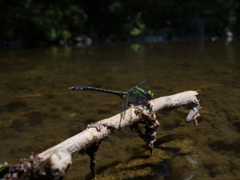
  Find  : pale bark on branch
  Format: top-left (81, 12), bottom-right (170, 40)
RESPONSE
top-left (3, 90), bottom-right (199, 179)
top-left (37, 90), bottom-right (199, 178)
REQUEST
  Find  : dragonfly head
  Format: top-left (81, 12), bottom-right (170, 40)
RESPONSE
top-left (146, 90), bottom-right (154, 100)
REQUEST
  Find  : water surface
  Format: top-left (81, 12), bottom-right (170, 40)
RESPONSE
top-left (0, 40), bottom-right (240, 179)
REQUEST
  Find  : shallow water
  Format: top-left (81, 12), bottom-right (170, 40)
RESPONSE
top-left (0, 40), bottom-right (240, 179)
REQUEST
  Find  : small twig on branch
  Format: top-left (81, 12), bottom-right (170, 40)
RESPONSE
top-left (4, 90), bottom-right (200, 179)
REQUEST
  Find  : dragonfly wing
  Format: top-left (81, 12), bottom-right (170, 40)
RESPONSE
top-left (135, 80), bottom-right (149, 88)
top-left (120, 94), bottom-right (129, 119)
top-left (128, 87), bottom-right (149, 106)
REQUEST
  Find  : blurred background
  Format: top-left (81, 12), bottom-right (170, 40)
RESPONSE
top-left (0, 0), bottom-right (239, 47)
top-left (0, 1), bottom-right (240, 180)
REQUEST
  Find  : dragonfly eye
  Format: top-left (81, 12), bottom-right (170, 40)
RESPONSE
top-left (147, 90), bottom-right (154, 99)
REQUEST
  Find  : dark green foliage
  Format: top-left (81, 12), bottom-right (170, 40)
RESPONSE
top-left (0, 0), bottom-right (239, 43)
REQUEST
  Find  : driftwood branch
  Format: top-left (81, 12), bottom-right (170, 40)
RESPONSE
top-left (3, 90), bottom-right (200, 179)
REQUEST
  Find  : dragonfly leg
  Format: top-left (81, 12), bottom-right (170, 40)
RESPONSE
top-left (146, 102), bottom-right (154, 114)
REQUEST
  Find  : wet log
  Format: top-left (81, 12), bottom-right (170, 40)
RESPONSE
top-left (5, 90), bottom-right (200, 179)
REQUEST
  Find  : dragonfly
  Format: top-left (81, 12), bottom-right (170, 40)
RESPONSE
top-left (69, 80), bottom-right (154, 126)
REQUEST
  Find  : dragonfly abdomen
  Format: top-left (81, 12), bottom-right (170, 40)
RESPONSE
top-left (70, 86), bottom-right (126, 98)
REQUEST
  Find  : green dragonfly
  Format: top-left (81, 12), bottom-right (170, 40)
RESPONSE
top-left (69, 80), bottom-right (154, 126)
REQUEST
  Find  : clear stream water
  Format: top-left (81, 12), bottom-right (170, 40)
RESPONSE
top-left (0, 40), bottom-right (240, 179)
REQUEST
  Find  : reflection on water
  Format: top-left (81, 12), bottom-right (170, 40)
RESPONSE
top-left (0, 40), bottom-right (240, 179)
